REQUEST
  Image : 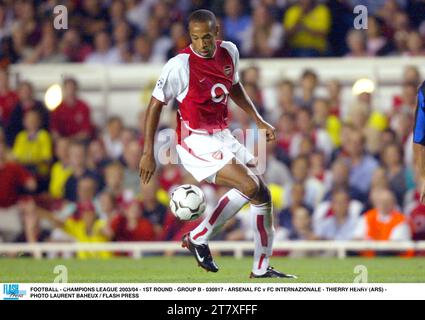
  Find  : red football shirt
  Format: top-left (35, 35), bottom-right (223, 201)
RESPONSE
top-left (0, 91), bottom-right (18, 124)
top-left (152, 40), bottom-right (240, 139)
top-left (0, 162), bottom-right (33, 208)
top-left (50, 99), bottom-right (93, 137)
top-left (111, 214), bottom-right (155, 241)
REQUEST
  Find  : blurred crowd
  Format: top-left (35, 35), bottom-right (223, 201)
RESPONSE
top-left (1, 61), bottom-right (425, 258)
top-left (1, 0), bottom-right (425, 68)
top-left (1, 0), bottom-right (425, 258)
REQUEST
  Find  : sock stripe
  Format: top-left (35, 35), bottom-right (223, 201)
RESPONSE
top-left (192, 227), bottom-right (208, 240)
top-left (258, 253), bottom-right (266, 270)
top-left (256, 215), bottom-right (268, 247)
top-left (208, 196), bottom-right (230, 225)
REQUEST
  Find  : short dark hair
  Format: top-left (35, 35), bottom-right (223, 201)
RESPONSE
top-left (188, 9), bottom-right (217, 28)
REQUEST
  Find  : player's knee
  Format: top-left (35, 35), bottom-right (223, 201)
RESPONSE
top-left (255, 183), bottom-right (271, 204)
top-left (238, 177), bottom-right (260, 199)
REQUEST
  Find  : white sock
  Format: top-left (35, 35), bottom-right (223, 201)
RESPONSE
top-left (251, 201), bottom-right (274, 275)
top-left (190, 189), bottom-right (250, 245)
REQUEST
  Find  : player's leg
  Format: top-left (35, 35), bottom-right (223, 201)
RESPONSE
top-left (188, 161), bottom-right (259, 245)
top-left (182, 161), bottom-right (258, 272)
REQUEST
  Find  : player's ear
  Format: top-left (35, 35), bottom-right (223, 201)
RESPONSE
top-left (214, 24), bottom-right (219, 37)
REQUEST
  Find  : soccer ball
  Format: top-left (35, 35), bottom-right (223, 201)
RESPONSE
top-left (170, 184), bottom-right (206, 221)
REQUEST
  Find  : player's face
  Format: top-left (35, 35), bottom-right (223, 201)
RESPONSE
top-left (189, 21), bottom-right (218, 58)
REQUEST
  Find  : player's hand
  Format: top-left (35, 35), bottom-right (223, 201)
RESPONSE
top-left (139, 153), bottom-right (156, 184)
top-left (257, 120), bottom-right (276, 142)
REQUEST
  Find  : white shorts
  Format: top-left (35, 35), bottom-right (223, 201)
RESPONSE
top-left (176, 129), bottom-right (255, 183)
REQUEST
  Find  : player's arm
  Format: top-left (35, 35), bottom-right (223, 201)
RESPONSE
top-left (413, 82), bottom-right (425, 202)
top-left (139, 97), bottom-right (165, 184)
top-left (229, 82), bottom-right (276, 142)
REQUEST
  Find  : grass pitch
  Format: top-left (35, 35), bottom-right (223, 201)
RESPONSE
top-left (1, 256), bottom-right (425, 283)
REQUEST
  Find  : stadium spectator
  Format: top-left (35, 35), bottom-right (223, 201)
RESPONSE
top-left (313, 189), bottom-right (363, 240)
top-left (122, 139), bottom-right (142, 195)
top-left (291, 108), bottom-right (334, 160)
top-left (404, 31), bottom-right (425, 56)
top-left (0, 68), bottom-right (18, 126)
top-left (132, 34), bottom-right (155, 63)
top-left (275, 113), bottom-right (297, 166)
top-left (312, 98), bottom-right (342, 147)
top-left (97, 191), bottom-right (118, 221)
top-left (78, 0), bottom-right (108, 43)
top-left (10, 0), bottom-right (41, 47)
top-left (241, 4), bottom-right (284, 57)
top-left (403, 65), bottom-right (421, 85)
top-left (277, 183), bottom-right (312, 234)
top-left (6, 81), bottom-right (49, 146)
top-left (309, 151), bottom-right (330, 184)
top-left (102, 161), bottom-right (128, 208)
top-left (140, 179), bottom-right (168, 238)
top-left (296, 69), bottom-right (318, 110)
top-left (354, 188), bottom-right (411, 245)
top-left (86, 139), bottom-right (111, 174)
top-left (60, 29), bottom-right (93, 63)
top-left (108, 0), bottom-right (133, 32)
top-left (287, 156), bottom-right (325, 208)
top-left (345, 29), bottom-right (370, 57)
top-left (144, 16), bottom-right (173, 63)
top-left (64, 141), bottom-right (101, 202)
top-left (391, 82), bottom-right (418, 120)
top-left (404, 187), bottom-right (425, 241)
top-left (287, 206), bottom-right (318, 241)
top-left (103, 116), bottom-right (124, 159)
top-left (50, 78), bottom-right (94, 141)
top-left (0, 2), bottom-right (12, 43)
top-left (241, 65), bottom-right (261, 87)
top-left (110, 200), bottom-right (155, 242)
top-left (271, 80), bottom-right (298, 121)
top-left (110, 20), bottom-right (133, 63)
top-left (0, 140), bottom-right (37, 242)
top-left (12, 109), bottom-right (52, 179)
top-left (344, 131), bottom-right (379, 195)
top-left (381, 144), bottom-right (411, 207)
top-left (366, 16), bottom-right (388, 56)
top-left (33, 197), bottom-right (112, 259)
top-left (283, 0), bottom-right (331, 57)
top-left (264, 140), bottom-right (292, 188)
top-left (85, 31), bottom-right (120, 64)
top-left (222, 0), bottom-right (251, 48)
top-left (165, 21), bottom-right (191, 60)
top-left (389, 11), bottom-right (411, 55)
top-left (24, 27), bottom-right (67, 64)
top-left (125, 0), bottom-right (157, 33)
top-left (16, 202), bottom-right (51, 248)
top-left (323, 158), bottom-right (366, 203)
top-left (48, 137), bottom-right (72, 200)
top-left (326, 79), bottom-right (343, 118)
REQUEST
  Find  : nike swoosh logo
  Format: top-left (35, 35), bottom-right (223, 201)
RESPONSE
top-left (199, 78), bottom-right (206, 83)
top-left (194, 248), bottom-right (204, 263)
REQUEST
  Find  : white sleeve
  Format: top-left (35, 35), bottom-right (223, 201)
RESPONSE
top-left (353, 217), bottom-right (367, 240)
top-left (152, 53), bottom-right (189, 104)
top-left (220, 41), bottom-right (240, 85)
top-left (389, 222), bottom-right (412, 241)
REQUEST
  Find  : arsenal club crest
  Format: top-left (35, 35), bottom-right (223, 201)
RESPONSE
top-left (223, 65), bottom-right (232, 77)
